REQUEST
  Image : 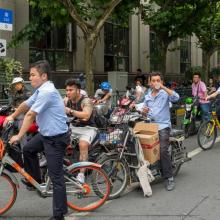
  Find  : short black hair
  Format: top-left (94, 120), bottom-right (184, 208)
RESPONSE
top-left (137, 68), bottom-right (142, 72)
top-left (30, 60), bottom-right (51, 79)
top-left (65, 78), bottom-right (81, 89)
top-left (193, 72), bottom-right (201, 78)
top-left (149, 71), bottom-right (164, 81)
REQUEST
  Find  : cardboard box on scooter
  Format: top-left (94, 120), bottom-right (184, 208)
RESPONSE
top-left (133, 122), bottom-right (160, 164)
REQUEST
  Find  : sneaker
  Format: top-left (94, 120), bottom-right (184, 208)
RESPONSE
top-left (76, 173), bottom-right (85, 183)
top-left (165, 177), bottom-right (175, 191)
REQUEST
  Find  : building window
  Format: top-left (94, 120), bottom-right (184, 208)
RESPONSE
top-left (29, 23), bottom-right (75, 72)
top-left (29, 8), bottom-right (75, 72)
top-left (180, 36), bottom-right (191, 74)
top-left (104, 22), bottom-right (129, 72)
top-left (149, 31), bottom-right (160, 72)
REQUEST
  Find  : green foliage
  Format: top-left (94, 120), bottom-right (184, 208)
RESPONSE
top-left (0, 58), bottom-right (23, 84)
top-left (9, 0), bottom-right (139, 48)
top-left (194, 1), bottom-right (220, 54)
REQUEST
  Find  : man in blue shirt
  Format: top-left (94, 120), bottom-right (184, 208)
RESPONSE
top-left (142, 72), bottom-right (179, 191)
top-left (6, 60), bottom-right (69, 220)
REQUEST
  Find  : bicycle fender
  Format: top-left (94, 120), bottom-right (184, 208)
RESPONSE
top-left (3, 169), bottom-right (19, 187)
top-left (183, 119), bottom-right (190, 125)
top-left (67, 161), bottom-right (101, 171)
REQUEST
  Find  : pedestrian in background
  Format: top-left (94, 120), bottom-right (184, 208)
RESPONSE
top-left (134, 68), bottom-right (146, 86)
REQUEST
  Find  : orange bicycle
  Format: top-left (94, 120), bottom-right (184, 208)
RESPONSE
top-left (0, 122), bottom-right (110, 215)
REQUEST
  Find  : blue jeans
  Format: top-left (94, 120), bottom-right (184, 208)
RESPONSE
top-left (200, 103), bottom-right (211, 121)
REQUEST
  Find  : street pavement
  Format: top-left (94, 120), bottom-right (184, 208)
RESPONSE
top-left (2, 134), bottom-right (220, 220)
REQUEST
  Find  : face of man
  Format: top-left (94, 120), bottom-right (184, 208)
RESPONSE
top-left (193, 75), bottom-right (200, 84)
top-left (150, 75), bottom-right (162, 89)
top-left (66, 85), bottom-right (80, 101)
top-left (29, 67), bottom-right (47, 88)
top-left (14, 82), bottom-right (23, 91)
top-left (102, 89), bottom-right (109, 94)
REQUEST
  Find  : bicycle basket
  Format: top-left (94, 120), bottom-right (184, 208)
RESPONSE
top-left (109, 107), bottom-right (130, 124)
top-left (0, 138), bottom-right (5, 160)
top-left (98, 127), bottom-right (124, 146)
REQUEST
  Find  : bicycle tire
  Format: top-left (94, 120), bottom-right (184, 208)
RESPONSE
top-left (97, 154), bottom-right (129, 200)
top-left (66, 165), bottom-right (110, 212)
top-left (0, 173), bottom-right (17, 215)
top-left (197, 120), bottom-right (217, 150)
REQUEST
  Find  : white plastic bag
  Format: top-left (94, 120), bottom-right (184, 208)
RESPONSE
top-left (136, 137), bottom-right (154, 196)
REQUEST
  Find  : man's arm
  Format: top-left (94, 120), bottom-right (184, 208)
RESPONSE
top-left (160, 84), bottom-right (179, 102)
top-left (207, 90), bottom-right (220, 100)
top-left (100, 92), bottom-right (111, 102)
top-left (69, 98), bottom-right (93, 121)
top-left (4, 101), bottom-right (30, 126)
top-left (9, 110), bottom-right (36, 144)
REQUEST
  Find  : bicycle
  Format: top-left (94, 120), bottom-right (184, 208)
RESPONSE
top-left (97, 112), bottom-right (188, 199)
top-left (197, 100), bottom-right (219, 150)
top-left (0, 122), bottom-right (110, 215)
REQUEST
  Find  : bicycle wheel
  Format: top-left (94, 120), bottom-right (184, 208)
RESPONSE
top-left (0, 173), bottom-right (17, 215)
top-left (97, 154), bottom-right (129, 200)
top-left (66, 165), bottom-right (110, 212)
top-left (197, 120), bottom-right (217, 150)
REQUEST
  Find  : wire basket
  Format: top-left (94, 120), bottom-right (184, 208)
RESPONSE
top-left (98, 126), bottom-right (126, 146)
top-left (109, 107), bottom-right (131, 125)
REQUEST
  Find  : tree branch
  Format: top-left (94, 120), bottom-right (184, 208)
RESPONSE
top-left (95, 0), bottom-right (122, 34)
top-left (57, 0), bottom-right (91, 34)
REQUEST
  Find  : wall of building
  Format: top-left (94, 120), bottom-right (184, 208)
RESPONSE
top-left (14, 0), bottom-right (29, 70)
top-left (166, 40), bottom-right (180, 75)
top-left (129, 14), bottom-right (150, 74)
top-left (1, 2), bottom-right (220, 87)
top-left (191, 34), bottom-right (203, 67)
top-left (74, 26), bottom-right (104, 74)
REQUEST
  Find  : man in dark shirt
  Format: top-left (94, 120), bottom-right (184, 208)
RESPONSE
top-left (134, 68), bottom-right (146, 86)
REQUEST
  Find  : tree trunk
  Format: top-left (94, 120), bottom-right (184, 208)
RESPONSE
top-left (84, 34), bottom-right (98, 96)
top-left (157, 41), bottom-right (169, 76)
top-left (202, 50), bottom-right (213, 83)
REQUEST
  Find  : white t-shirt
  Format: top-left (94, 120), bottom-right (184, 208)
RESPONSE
top-left (94, 88), bottom-right (112, 109)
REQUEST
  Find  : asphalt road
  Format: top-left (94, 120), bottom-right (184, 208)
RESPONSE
top-left (1, 133), bottom-right (220, 220)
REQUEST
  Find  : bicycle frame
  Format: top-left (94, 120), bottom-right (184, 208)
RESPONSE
top-left (0, 151), bottom-right (101, 197)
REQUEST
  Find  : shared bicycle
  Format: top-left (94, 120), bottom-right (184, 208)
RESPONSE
top-left (0, 122), bottom-right (110, 215)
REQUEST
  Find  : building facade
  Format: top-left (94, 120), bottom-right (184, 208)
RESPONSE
top-left (0, 0), bottom-right (218, 90)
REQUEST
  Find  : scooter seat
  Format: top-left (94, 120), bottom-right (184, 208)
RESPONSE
top-left (170, 129), bottom-right (184, 137)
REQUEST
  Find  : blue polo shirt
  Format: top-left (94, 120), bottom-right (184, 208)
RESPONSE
top-left (144, 89), bottom-right (179, 130)
top-left (25, 81), bottom-right (68, 136)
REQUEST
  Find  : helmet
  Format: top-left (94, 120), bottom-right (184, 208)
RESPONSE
top-left (100, 82), bottom-right (111, 91)
top-left (11, 77), bottom-right (24, 85)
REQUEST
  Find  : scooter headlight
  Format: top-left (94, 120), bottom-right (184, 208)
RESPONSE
top-left (185, 104), bottom-right (191, 111)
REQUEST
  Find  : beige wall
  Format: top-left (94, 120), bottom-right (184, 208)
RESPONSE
top-left (74, 26), bottom-right (104, 74)
top-left (129, 14), bottom-right (150, 74)
top-left (15, 0), bottom-right (29, 70)
top-left (1, 2), bottom-right (219, 78)
top-left (191, 34), bottom-right (202, 67)
top-left (166, 40), bottom-right (180, 74)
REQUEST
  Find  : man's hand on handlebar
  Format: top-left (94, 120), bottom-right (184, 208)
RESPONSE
top-left (9, 135), bottom-right (21, 145)
top-left (3, 115), bottom-right (14, 127)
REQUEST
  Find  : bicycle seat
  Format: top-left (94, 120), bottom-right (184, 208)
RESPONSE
top-left (170, 129), bottom-right (184, 137)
